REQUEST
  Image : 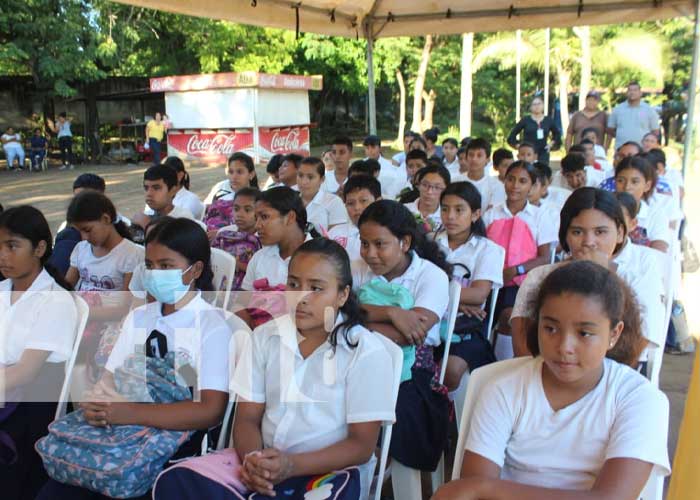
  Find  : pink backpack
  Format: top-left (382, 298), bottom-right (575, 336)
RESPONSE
top-left (486, 217), bottom-right (537, 287)
top-left (203, 199), bottom-right (234, 232)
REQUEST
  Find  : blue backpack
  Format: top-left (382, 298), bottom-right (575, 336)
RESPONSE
top-left (36, 352), bottom-right (194, 498)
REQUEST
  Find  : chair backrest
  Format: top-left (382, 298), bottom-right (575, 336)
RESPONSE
top-left (486, 284), bottom-right (501, 345)
top-left (370, 333), bottom-right (404, 500)
top-left (210, 247), bottom-right (236, 311)
top-left (438, 280), bottom-right (463, 385)
top-left (55, 295), bottom-right (90, 420)
top-left (648, 248), bottom-right (674, 387)
top-left (451, 357), bottom-right (531, 480)
top-left (216, 322), bottom-right (252, 450)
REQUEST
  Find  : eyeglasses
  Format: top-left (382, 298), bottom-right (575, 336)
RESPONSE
top-left (419, 182), bottom-right (446, 192)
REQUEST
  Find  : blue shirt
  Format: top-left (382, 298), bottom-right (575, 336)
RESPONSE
top-left (30, 136), bottom-right (48, 149)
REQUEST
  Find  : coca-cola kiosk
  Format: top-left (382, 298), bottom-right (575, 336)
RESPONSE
top-left (149, 71), bottom-right (322, 165)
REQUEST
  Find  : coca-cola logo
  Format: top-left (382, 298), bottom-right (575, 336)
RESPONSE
top-left (186, 134), bottom-right (237, 157)
top-left (270, 130), bottom-right (300, 152)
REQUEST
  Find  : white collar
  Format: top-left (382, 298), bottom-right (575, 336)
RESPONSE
top-left (435, 231), bottom-right (479, 250)
top-left (0, 268), bottom-right (58, 305)
top-left (502, 201), bottom-right (535, 218)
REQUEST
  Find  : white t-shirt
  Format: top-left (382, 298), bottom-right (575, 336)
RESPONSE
top-left (465, 357), bottom-right (670, 490)
top-left (232, 314), bottom-right (395, 498)
top-left (0, 269), bottom-right (77, 365)
top-left (1, 133), bottom-right (21, 147)
top-left (145, 189), bottom-right (204, 221)
top-left (551, 166), bottom-right (605, 191)
top-left (372, 156), bottom-right (404, 200)
top-left (511, 244), bottom-right (665, 348)
top-left (328, 223), bottom-right (361, 262)
top-left (105, 293), bottom-right (231, 393)
top-left (204, 180), bottom-right (235, 205)
top-left (403, 200), bottom-right (442, 231)
top-left (305, 190), bottom-right (348, 232)
top-left (321, 172), bottom-right (347, 196)
top-left (352, 252), bottom-right (449, 346)
top-left (70, 238), bottom-right (142, 292)
top-left (542, 186), bottom-right (571, 212)
top-left (483, 202), bottom-right (559, 247)
top-left (443, 157), bottom-right (460, 177)
top-left (452, 173), bottom-right (506, 211)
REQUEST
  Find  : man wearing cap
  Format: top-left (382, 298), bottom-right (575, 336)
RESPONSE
top-left (363, 134), bottom-right (403, 199)
top-left (606, 81), bottom-right (660, 151)
top-left (565, 90), bottom-right (608, 150)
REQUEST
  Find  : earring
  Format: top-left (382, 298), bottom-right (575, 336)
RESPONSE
top-left (324, 306), bottom-right (335, 333)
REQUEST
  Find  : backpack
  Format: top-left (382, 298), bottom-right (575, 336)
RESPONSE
top-left (36, 352), bottom-right (193, 499)
top-left (486, 217), bottom-right (537, 287)
top-left (246, 278), bottom-right (287, 329)
top-left (358, 279), bottom-right (416, 383)
top-left (211, 231), bottom-right (262, 291)
top-left (204, 199), bottom-right (235, 232)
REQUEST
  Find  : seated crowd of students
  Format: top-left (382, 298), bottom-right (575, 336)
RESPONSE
top-left (0, 127), bottom-right (681, 500)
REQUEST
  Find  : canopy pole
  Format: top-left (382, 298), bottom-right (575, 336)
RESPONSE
top-left (366, 22), bottom-right (377, 135)
top-left (682, 0), bottom-right (700, 179)
top-left (544, 28), bottom-right (550, 116)
top-left (516, 29), bottom-right (522, 122)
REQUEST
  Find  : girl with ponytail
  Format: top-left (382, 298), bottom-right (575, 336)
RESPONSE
top-left (0, 205), bottom-right (78, 499)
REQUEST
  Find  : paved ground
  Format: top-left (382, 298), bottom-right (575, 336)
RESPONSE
top-left (0, 156), bottom-right (696, 495)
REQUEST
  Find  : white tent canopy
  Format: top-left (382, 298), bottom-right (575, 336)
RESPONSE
top-left (113, 0), bottom-right (693, 38)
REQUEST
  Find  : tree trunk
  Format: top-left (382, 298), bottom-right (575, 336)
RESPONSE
top-left (575, 26), bottom-right (592, 110)
top-left (84, 82), bottom-right (101, 162)
top-left (557, 66), bottom-right (571, 140)
top-left (396, 69), bottom-right (406, 144)
top-left (422, 89), bottom-right (437, 130)
top-left (411, 35), bottom-right (433, 133)
top-left (459, 33), bottom-right (474, 139)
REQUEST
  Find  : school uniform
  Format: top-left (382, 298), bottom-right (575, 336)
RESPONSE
top-left (240, 235), bottom-right (312, 291)
top-left (145, 189), bottom-right (204, 221)
top-left (452, 173), bottom-right (507, 211)
top-left (353, 252), bottom-right (450, 471)
top-left (105, 292), bottom-right (231, 394)
top-left (482, 202), bottom-right (559, 316)
top-left (327, 223), bottom-right (361, 262)
top-left (403, 200), bottom-right (442, 231)
top-left (370, 155), bottom-right (404, 200)
top-left (551, 166), bottom-right (605, 191)
top-left (321, 172), bottom-right (346, 196)
top-left (0, 270), bottom-right (77, 500)
top-left (542, 185), bottom-right (571, 212)
top-left (633, 199), bottom-right (673, 248)
top-left (443, 157), bottom-right (460, 177)
top-left (434, 232), bottom-right (505, 369)
top-left (466, 357), bottom-right (670, 490)
top-left (162, 205), bottom-right (207, 231)
top-left (304, 190), bottom-right (348, 233)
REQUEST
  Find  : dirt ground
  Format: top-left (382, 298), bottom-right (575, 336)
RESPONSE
top-left (0, 157), bottom-right (696, 494)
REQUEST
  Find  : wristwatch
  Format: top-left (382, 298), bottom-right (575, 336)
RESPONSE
top-left (516, 264), bottom-right (526, 276)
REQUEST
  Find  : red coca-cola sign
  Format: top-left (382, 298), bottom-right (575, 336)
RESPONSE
top-left (259, 127), bottom-right (310, 157)
top-left (168, 130), bottom-right (254, 164)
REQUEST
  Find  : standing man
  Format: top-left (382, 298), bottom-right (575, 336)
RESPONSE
top-left (565, 90), bottom-right (608, 150)
top-left (363, 134), bottom-right (403, 199)
top-left (322, 136), bottom-right (353, 195)
top-left (606, 81), bottom-right (660, 151)
top-left (145, 112), bottom-right (166, 166)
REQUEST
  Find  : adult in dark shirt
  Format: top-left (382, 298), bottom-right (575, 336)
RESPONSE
top-left (507, 96), bottom-right (561, 166)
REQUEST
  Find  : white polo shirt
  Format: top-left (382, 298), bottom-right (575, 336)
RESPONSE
top-left (466, 357), bottom-right (670, 490)
top-left (443, 157), bottom-right (460, 177)
top-left (542, 186), bottom-right (572, 212)
top-left (551, 166), bottom-right (605, 191)
top-left (240, 235), bottom-right (312, 291)
top-left (371, 155), bottom-right (404, 200)
top-left (105, 293), bottom-right (231, 393)
top-left (452, 173), bottom-right (506, 211)
top-left (231, 314), bottom-right (395, 497)
top-left (304, 190), bottom-right (348, 232)
top-left (403, 200), bottom-right (442, 231)
top-left (145, 190), bottom-right (204, 221)
top-left (637, 199), bottom-right (672, 247)
top-left (483, 202), bottom-right (559, 247)
top-left (321, 172), bottom-right (347, 196)
top-left (0, 269), bottom-right (77, 365)
top-left (434, 232), bottom-right (505, 290)
top-left (352, 252), bottom-right (449, 346)
top-left (328, 223), bottom-right (361, 262)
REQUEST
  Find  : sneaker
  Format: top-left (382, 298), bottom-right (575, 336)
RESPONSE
top-left (664, 345), bottom-right (687, 356)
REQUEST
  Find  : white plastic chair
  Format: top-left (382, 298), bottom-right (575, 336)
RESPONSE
top-left (648, 247), bottom-right (674, 387)
top-left (452, 358), bottom-right (530, 479)
top-left (370, 334), bottom-right (404, 500)
top-left (438, 280), bottom-right (464, 385)
top-left (486, 284), bottom-right (501, 346)
top-left (55, 295), bottom-right (90, 420)
top-left (209, 247), bottom-right (236, 311)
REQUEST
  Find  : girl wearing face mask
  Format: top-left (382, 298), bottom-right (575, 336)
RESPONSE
top-left (510, 188), bottom-right (664, 369)
top-left (37, 218), bottom-right (232, 500)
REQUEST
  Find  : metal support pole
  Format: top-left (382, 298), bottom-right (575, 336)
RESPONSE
top-left (366, 22), bottom-right (377, 135)
top-left (516, 29), bottom-right (522, 122)
top-left (682, 0), bottom-right (700, 179)
top-left (544, 28), bottom-right (550, 116)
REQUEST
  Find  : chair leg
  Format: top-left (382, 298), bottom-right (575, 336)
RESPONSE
top-left (453, 372), bottom-right (470, 431)
top-left (391, 460), bottom-right (422, 500)
top-left (494, 334), bottom-right (514, 360)
top-left (430, 454), bottom-right (445, 494)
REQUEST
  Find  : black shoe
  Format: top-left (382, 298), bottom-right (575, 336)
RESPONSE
top-left (664, 345), bottom-right (687, 355)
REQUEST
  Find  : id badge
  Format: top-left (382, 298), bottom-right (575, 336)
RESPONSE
top-left (536, 128), bottom-right (544, 140)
